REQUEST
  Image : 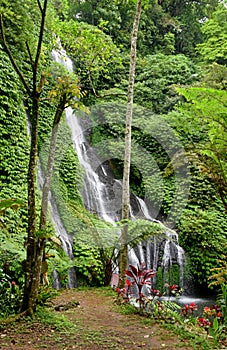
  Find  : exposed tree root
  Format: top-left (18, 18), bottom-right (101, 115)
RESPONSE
top-left (0, 310), bottom-right (29, 326)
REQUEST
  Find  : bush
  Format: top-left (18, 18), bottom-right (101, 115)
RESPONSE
top-left (0, 268), bottom-right (23, 316)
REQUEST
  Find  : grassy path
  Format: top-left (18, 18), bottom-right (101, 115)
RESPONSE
top-left (0, 288), bottom-right (214, 349)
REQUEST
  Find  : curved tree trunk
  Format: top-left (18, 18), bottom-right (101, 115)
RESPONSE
top-left (1, 0), bottom-right (80, 314)
top-left (39, 95), bottom-right (67, 231)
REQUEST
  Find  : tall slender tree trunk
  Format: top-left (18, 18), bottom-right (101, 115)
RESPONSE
top-left (22, 93), bottom-right (41, 314)
top-left (1, 0), bottom-right (79, 314)
top-left (22, 94), bottom-right (66, 314)
top-left (119, 0), bottom-right (142, 288)
top-left (39, 95), bottom-right (67, 231)
top-left (21, 0), bottom-right (48, 315)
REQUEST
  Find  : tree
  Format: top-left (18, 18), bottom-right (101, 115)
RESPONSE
top-left (67, 0), bottom-right (219, 58)
top-left (161, 82), bottom-right (227, 289)
top-left (55, 19), bottom-right (122, 103)
top-left (39, 66), bottom-right (85, 234)
top-left (119, 0), bottom-right (142, 288)
top-left (0, 0), bottom-right (49, 314)
top-left (159, 0), bottom-right (219, 55)
top-left (0, 0), bottom-right (83, 314)
top-left (134, 53), bottom-right (196, 114)
top-left (196, 2), bottom-right (227, 65)
top-left (176, 87), bottom-right (227, 214)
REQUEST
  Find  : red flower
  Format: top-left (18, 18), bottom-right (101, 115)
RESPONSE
top-left (203, 306), bottom-right (210, 314)
top-left (126, 279), bottom-right (131, 287)
top-left (151, 289), bottom-right (161, 296)
top-left (189, 302), bottom-right (197, 311)
top-left (11, 281), bottom-right (16, 286)
top-left (165, 283), bottom-right (178, 291)
top-left (197, 317), bottom-right (212, 327)
top-left (181, 302), bottom-right (198, 316)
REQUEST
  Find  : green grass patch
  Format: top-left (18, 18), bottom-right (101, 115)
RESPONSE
top-left (35, 307), bottom-right (76, 333)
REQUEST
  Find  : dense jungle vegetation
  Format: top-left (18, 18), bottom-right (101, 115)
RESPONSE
top-left (0, 0), bottom-right (227, 317)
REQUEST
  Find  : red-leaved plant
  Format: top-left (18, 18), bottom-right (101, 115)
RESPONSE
top-left (181, 302), bottom-right (198, 316)
top-left (125, 262), bottom-right (156, 309)
top-left (115, 279), bottom-right (131, 303)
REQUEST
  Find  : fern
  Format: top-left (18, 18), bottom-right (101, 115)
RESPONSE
top-left (209, 255), bottom-right (227, 287)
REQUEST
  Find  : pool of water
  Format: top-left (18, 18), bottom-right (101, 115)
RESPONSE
top-left (161, 295), bottom-right (217, 315)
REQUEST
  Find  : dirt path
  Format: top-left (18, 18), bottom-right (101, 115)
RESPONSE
top-left (0, 288), bottom-right (194, 350)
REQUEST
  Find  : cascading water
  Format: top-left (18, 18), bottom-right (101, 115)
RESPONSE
top-left (26, 104), bottom-right (77, 288)
top-left (35, 48), bottom-right (80, 288)
top-left (38, 166), bottom-right (77, 288)
top-left (65, 109), bottom-right (116, 224)
top-left (52, 48), bottom-right (186, 289)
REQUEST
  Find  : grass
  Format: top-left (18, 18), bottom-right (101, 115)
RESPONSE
top-left (162, 323), bottom-right (215, 350)
top-left (0, 287), bottom-right (225, 350)
top-left (114, 298), bottom-right (221, 350)
top-left (35, 307), bottom-right (76, 333)
top-left (35, 303), bottom-right (122, 349)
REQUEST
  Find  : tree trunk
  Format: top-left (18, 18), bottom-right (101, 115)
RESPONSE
top-left (21, 0), bottom-right (48, 315)
top-left (119, 0), bottom-right (142, 288)
top-left (39, 95), bottom-right (67, 231)
top-left (22, 92), bottom-right (41, 314)
top-left (22, 238), bottom-right (46, 315)
top-left (22, 94), bottom-right (67, 314)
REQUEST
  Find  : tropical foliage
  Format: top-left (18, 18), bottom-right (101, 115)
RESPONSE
top-left (0, 0), bottom-right (227, 319)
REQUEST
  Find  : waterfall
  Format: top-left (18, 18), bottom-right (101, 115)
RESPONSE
top-left (25, 100), bottom-right (77, 288)
top-left (65, 101), bottom-right (186, 289)
top-left (133, 197), bottom-right (186, 287)
top-left (65, 108), bottom-right (116, 224)
top-left (34, 47), bottom-right (80, 288)
top-left (51, 49), bottom-right (186, 289)
top-left (38, 166), bottom-right (77, 288)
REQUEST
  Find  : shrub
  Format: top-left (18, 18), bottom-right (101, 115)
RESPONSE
top-left (0, 268), bottom-right (23, 316)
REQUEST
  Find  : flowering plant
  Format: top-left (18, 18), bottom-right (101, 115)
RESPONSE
top-left (115, 279), bottom-right (131, 302)
top-left (181, 302), bottom-right (198, 316)
top-left (197, 317), bottom-right (212, 328)
top-left (203, 305), bottom-right (221, 318)
top-left (125, 263), bottom-right (156, 309)
top-left (0, 268), bottom-right (22, 316)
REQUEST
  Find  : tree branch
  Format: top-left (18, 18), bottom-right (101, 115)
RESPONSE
top-left (37, 0), bottom-right (43, 14)
top-left (26, 41), bottom-right (34, 70)
top-left (87, 69), bottom-right (99, 97)
top-left (37, 74), bottom-right (46, 93)
top-left (0, 14), bottom-right (32, 96)
top-left (34, 0), bottom-right (48, 72)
